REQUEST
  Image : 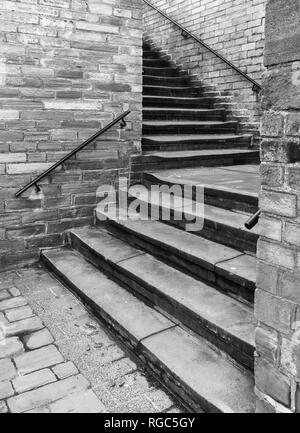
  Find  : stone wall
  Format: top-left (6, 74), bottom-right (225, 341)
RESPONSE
top-left (0, 0), bottom-right (143, 271)
top-left (255, 0), bottom-right (300, 413)
top-left (143, 0), bottom-right (266, 142)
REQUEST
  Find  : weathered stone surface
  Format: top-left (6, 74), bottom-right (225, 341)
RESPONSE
top-left (12, 368), bottom-right (57, 394)
top-left (0, 401), bottom-right (8, 413)
top-left (6, 317), bottom-right (44, 337)
top-left (6, 305), bottom-right (34, 322)
top-left (265, 0), bottom-right (300, 66)
top-left (0, 296), bottom-right (27, 312)
top-left (278, 271), bottom-right (300, 303)
top-left (255, 326), bottom-right (278, 363)
top-left (256, 261), bottom-right (278, 294)
top-left (49, 389), bottom-right (106, 413)
top-left (14, 345), bottom-right (64, 375)
top-left (255, 289), bottom-right (293, 334)
top-left (23, 328), bottom-right (54, 350)
top-left (0, 358), bottom-right (16, 381)
top-left (0, 337), bottom-right (24, 359)
top-left (0, 380), bottom-right (14, 399)
top-left (255, 358), bottom-right (290, 407)
top-left (280, 337), bottom-right (300, 379)
top-left (7, 374), bottom-right (90, 413)
top-left (52, 362), bottom-right (78, 380)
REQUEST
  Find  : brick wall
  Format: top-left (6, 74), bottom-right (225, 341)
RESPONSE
top-left (0, 0), bottom-right (143, 271)
top-left (143, 0), bottom-right (266, 142)
top-left (255, 0), bottom-right (300, 413)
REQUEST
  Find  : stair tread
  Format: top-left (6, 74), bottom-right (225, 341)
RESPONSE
top-left (96, 207), bottom-right (256, 287)
top-left (146, 167), bottom-right (259, 199)
top-left (143, 120), bottom-right (235, 126)
top-left (144, 148), bottom-right (258, 157)
top-left (143, 134), bottom-right (248, 142)
top-left (143, 326), bottom-right (254, 413)
top-left (129, 184), bottom-right (259, 235)
top-left (43, 247), bottom-right (254, 413)
top-left (70, 227), bottom-right (256, 350)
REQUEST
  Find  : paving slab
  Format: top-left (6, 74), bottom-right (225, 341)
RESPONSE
top-left (12, 368), bottom-right (57, 394)
top-left (23, 328), bottom-right (54, 350)
top-left (7, 374), bottom-right (90, 413)
top-left (14, 345), bottom-right (64, 375)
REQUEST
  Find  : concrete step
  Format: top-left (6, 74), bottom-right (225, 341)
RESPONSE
top-left (143, 85), bottom-right (201, 97)
top-left (127, 185), bottom-right (259, 253)
top-left (41, 246), bottom-right (255, 413)
top-left (132, 148), bottom-right (260, 171)
top-left (143, 169), bottom-right (259, 214)
top-left (143, 95), bottom-right (213, 108)
top-left (143, 75), bottom-right (190, 87)
top-left (66, 227), bottom-right (256, 370)
top-left (96, 207), bottom-right (256, 303)
top-left (143, 107), bottom-right (226, 121)
top-left (142, 120), bottom-right (238, 136)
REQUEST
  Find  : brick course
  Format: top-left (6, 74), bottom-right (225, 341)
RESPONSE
top-left (0, 0), bottom-right (143, 270)
top-left (143, 0), bottom-right (266, 143)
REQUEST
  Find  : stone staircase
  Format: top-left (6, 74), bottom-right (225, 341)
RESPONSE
top-left (39, 41), bottom-right (260, 413)
top-left (131, 41), bottom-right (260, 174)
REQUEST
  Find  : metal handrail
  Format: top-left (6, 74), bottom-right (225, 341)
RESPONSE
top-left (245, 210), bottom-right (261, 230)
top-left (15, 110), bottom-right (131, 197)
top-left (143, 0), bottom-right (261, 92)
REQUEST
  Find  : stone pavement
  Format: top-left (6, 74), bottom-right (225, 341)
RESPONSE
top-left (0, 266), bottom-right (183, 413)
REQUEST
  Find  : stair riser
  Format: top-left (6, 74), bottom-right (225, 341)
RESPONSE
top-left (41, 252), bottom-right (205, 413)
top-left (132, 154), bottom-right (260, 171)
top-left (97, 218), bottom-right (255, 304)
top-left (143, 124), bottom-right (238, 135)
top-left (143, 110), bottom-right (226, 121)
top-left (143, 174), bottom-right (259, 214)
top-left (143, 59), bottom-right (171, 68)
top-left (144, 76), bottom-right (190, 87)
top-left (143, 86), bottom-right (201, 97)
top-left (143, 67), bottom-right (184, 77)
top-left (68, 231), bottom-right (254, 370)
top-left (143, 97), bottom-right (213, 109)
top-left (143, 51), bottom-right (161, 59)
top-left (142, 142), bottom-right (249, 152)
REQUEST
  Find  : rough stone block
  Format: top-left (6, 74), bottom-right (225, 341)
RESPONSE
top-left (0, 380), bottom-right (14, 399)
top-left (13, 368), bottom-right (57, 394)
top-left (0, 337), bottom-right (24, 359)
top-left (7, 374), bottom-right (90, 413)
top-left (260, 189), bottom-right (297, 218)
top-left (0, 358), bottom-right (16, 381)
top-left (52, 361), bottom-right (78, 379)
top-left (255, 326), bottom-right (278, 363)
top-left (255, 289), bottom-right (293, 334)
top-left (265, 0), bottom-right (300, 65)
top-left (278, 271), bottom-right (300, 303)
top-left (6, 305), bottom-right (34, 322)
top-left (0, 296), bottom-right (27, 312)
top-left (14, 345), bottom-right (64, 375)
top-left (257, 239), bottom-right (295, 270)
top-left (6, 317), bottom-right (44, 338)
top-left (49, 389), bottom-right (105, 413)
top-left (24, 328), bottom-right (54, 350)
top-left (255, 358), bottom-right (290, 407)
top-left (256, 261), bottom-right (278, 294)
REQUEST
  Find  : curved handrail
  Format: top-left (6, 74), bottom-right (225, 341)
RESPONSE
top-left (15, 110), bottom-right (131, 197)
top-left (143, 0), bottom-right (261, 92)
